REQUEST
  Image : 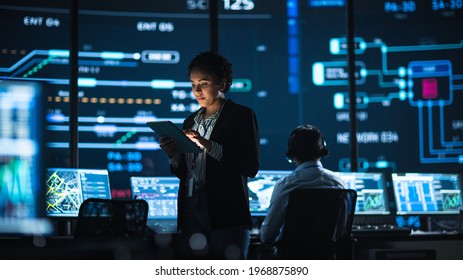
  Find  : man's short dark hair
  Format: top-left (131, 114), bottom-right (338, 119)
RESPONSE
top-left (286, 124), bottom-right (329, 162)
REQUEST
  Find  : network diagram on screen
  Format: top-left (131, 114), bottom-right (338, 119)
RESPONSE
top-left (1, 0), bottom-right (461, 193)
top-left (313, 38), bottom-right (463, 166)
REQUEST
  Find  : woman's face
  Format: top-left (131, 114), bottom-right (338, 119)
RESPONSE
top-left (190, 67), bottom-right (225, 109)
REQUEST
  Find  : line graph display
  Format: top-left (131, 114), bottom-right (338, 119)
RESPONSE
top-left (363, 190), bottom-right (385, 212)
top-left (337, 172), bottom-right (390, 215)
top-left (442, 190), bottom-right (461, 211)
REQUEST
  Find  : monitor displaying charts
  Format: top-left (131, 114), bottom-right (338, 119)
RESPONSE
top-left (46, 168), bottom-right (112, 217)
top-left (130, 176), bottom-right (179, 220)
top-left (0, 81), bottom-right (52, 234)
top-left (248, 170), bottom-right (292, 216)
top-left (392, 173), bottom-right (462, 215)
top-left (337, 172), bottom-right (390, 215)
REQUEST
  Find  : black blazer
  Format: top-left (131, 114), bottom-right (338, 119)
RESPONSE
top-left (172, 99), bottom-right (260, 230)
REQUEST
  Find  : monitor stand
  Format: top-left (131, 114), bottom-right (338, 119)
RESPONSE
top-left (55, 219), bottom-right (73, 237)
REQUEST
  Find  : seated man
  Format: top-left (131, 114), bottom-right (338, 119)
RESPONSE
top-left (260, 124), bottom-right (346, 244)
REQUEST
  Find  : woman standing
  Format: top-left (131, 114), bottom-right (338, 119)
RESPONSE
top-left (159, 51), bottom-right (260, 259)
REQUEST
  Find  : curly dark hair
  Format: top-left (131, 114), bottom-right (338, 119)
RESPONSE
top-left (188, 51), bottom-right (233, 93)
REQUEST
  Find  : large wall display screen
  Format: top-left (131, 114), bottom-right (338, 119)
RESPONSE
top-left (1, 1), bottom-right (461, 194)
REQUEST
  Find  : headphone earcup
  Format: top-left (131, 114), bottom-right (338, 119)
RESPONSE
top-left (319, 146), bottom-right (329, 157)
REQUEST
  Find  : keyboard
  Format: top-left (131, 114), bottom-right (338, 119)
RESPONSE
top-left (146, 220), bottom-right (177, 234)
top-left (352, 225), bottom-right (412, 236)
top-left (250, 224), bottom-right (412, 239)
top-left (250, 227), bottom-right (261, 239)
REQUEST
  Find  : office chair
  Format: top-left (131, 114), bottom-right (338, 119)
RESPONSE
top-left (74, 198), bottom-right (148, 240)
top-left (276, 188), bottom-right (357, 259)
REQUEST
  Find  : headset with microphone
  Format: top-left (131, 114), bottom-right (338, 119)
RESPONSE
top-left (286, 124), bottom-right (329, 162)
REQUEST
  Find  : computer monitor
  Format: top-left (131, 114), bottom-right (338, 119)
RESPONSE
top-left (46, 168), bottom-right (112, 217)
top-left (0, 81), bottom-right (52, 234)
top-left (130, 176), bottom-right (179, 220)
top-left (337, 172), bottom-right (391, 215)
top-left (392, 173), bottom-right (462, 215)
top-left (248, 170), bottom-right (292, 216)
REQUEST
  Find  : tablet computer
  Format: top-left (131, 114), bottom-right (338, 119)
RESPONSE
top-left (147, 121), bottom-right (202, 153)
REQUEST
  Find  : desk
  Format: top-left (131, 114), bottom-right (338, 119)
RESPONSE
top-left (354, 232), bottom-right (463, 259)
top-left (0, 232), bottom-right (223, 260)
top-left (0, 236), bottom-right (161, 259)
top-left (3, 232), bottom-right (462, 260)
top-left (249, 232), bottom-right (463, 260)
